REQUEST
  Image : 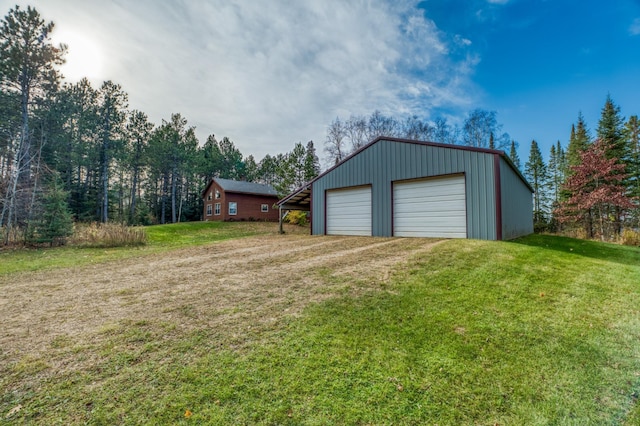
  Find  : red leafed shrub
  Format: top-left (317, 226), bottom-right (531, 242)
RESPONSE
top-left (555, 139), bottom-right (635, 240)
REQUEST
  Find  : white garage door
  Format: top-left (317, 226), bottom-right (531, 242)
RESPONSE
top-left (326, 186), bottom-right (372, 236)
top-left (393, 175), bottom-right (467, 238)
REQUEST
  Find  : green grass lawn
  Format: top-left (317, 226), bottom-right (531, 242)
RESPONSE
top-left (0, 221), bottom-right (279, 275)
top-left (2, 229), bottom-right (640, 424)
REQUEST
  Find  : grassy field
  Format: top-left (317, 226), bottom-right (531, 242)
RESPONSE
top-left (1, 224), bottom-right (639, 424)
top-left (0, 221), bottom-right (293, 275)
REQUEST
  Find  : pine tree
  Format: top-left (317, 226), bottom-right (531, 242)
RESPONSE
top-left (547, 141), bottom-right (567, 232)
top-left (125, 110), bottom-right (153, 224)
top-left (524, 140), bottom-right (549, 231)
top-left (303, 140), bottom-right (320, 182)
top-left (200, 134), bottom-right (222, 182)
top-left (567, 113), bottom-right (590, 168)
top-left (27, 174), bottom-right (73, 246)
top-left (0, 5), bottom-right (66, 242)
top-left (97, 81), bottom-right (128, 223)
top-left (596, 96), bottom-right (628, 234)
top-left (508, 140), bottom-right (521, 170)
top-left (243, 155), bottom-right (259, 182)
top-left (597, 95), bottom-right (626, 162)
top-left (548, 141), bottom-right (567, 204)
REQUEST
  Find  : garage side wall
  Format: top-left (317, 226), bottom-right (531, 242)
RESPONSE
top-left (499, 157), bottom-right (534, 239)
top-left (311, 139), bottom-right (498, 239)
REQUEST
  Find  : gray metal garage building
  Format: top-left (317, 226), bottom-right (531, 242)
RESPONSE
top-left (278, 137), bottom-right (533, 240)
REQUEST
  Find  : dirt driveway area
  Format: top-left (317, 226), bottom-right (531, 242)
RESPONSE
top-left (1, 234), bottom-right (442, 370)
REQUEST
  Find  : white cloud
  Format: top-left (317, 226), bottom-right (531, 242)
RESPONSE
top-left (1, 0), bottom-right (478, 159)
top-left (630, 18), bottom-right (640, 35)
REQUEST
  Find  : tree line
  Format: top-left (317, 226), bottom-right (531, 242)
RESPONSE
top-left (522, 96), bottom-right (638, 240)
top-left (0, 5), bottom-right (320, 244)
top-left (2, 6), bottom-right (637, 245)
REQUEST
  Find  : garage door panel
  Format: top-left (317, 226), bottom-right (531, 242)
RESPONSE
top-left (393, 175), bottom-right (467, 238)
top-left (326, 186), bottom-right (372, 236)
top-left (394, 200), bottom-right (465, 213)
top-left (394, 211), bottom-right (466, 220)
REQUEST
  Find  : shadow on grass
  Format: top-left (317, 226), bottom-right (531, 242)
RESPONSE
top-left (510, 233), bottom-right (640, 267)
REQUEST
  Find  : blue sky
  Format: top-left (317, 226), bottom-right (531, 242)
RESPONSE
top-left (421, 0), bottom-right (640, 159)
top-left (1, 0), bottom-right (639, 165)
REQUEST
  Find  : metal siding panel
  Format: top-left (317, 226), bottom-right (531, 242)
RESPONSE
top-left (421, 146), bottom-right (429, 176)
top-left (462, 150), bottom-right (490, 240)
top-left (500, 158), bottom-right (534, 239)
top-left (312, 180), bottom-right (323, 235)
top-left (475, 154), bottom-right (485, 239)
top-left (468, 153), bottom-right (476, 238)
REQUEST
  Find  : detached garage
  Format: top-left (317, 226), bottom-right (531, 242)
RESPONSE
top-left (278, 137), bottom-right (533, 240)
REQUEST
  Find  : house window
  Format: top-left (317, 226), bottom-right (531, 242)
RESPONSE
top-left (207, 192), bottom-right (212, 201)
top-left (215, 190), bottom-right (221, 199)
top-left (228, 202), bottom-right (237, 215)
top-left (261, 204), bottom-right (269, 212)
top-left (206, 204), bottom-right (212, 216)
top-left (214, 203), bottom-right (221, 215)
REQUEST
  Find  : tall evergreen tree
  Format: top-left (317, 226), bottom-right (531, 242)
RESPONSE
top-left (60, 79), bottom-right (99, 221)
top-left (547, 141), bottom-right (566, 231)
top-left (524, 140), bottom-right (549, 230)
top-left (257, 154), bottom-right (279, 186)
top-left (567, 113), bottom-right (590, 169)
top-left (303, 140), bottom-right (320, 182)
top-left (0, 5), bottom-right (65, 241)
top-left (200, 134), bottom-right (222, 182)
top-left (508, 140), bottom-right (521, 170)
top-left (96, 81), bottom-right (127, 223)
top-left (125, 110), bottom-right (153, 224)
top-left (597, 95), bottom-right (626, 162)
top-left (217, 137), bottom-right (243, 180)
top-left (242, 154), bottom-right (258, 182)
top-left (547, 141), bottom-right (566, 204)
top-left (596, 96), bottom-right (628, 234)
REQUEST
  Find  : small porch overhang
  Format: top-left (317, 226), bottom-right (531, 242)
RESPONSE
top-left (277, 184), bottom-right (312, 233)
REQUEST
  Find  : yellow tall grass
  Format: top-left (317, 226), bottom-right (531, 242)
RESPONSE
top-left (70, 223), bottom-right (147, 248)
top-left (619, 229), bottom-right (640, 246)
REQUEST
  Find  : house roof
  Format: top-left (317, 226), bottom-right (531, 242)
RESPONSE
top-left (278, 136), bottom-right (533, 209)
top-left (208, 178), bottom-right (278, 197)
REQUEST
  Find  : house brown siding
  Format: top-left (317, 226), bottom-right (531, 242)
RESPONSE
top-left (202, 180), bottom-right (279, 222)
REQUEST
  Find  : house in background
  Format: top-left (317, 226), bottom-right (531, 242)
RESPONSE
top-left (202, 178), bottom-right (279, 221)
top-left (279, 137), bottom-right (533, 240)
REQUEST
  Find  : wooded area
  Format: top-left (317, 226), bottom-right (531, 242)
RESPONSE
top-left (0, 5), bottom-right (637, 245)
top-left (0, 6), bottom-right (321, 244)
top-left (522, 98), bottom-right (639, 241)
